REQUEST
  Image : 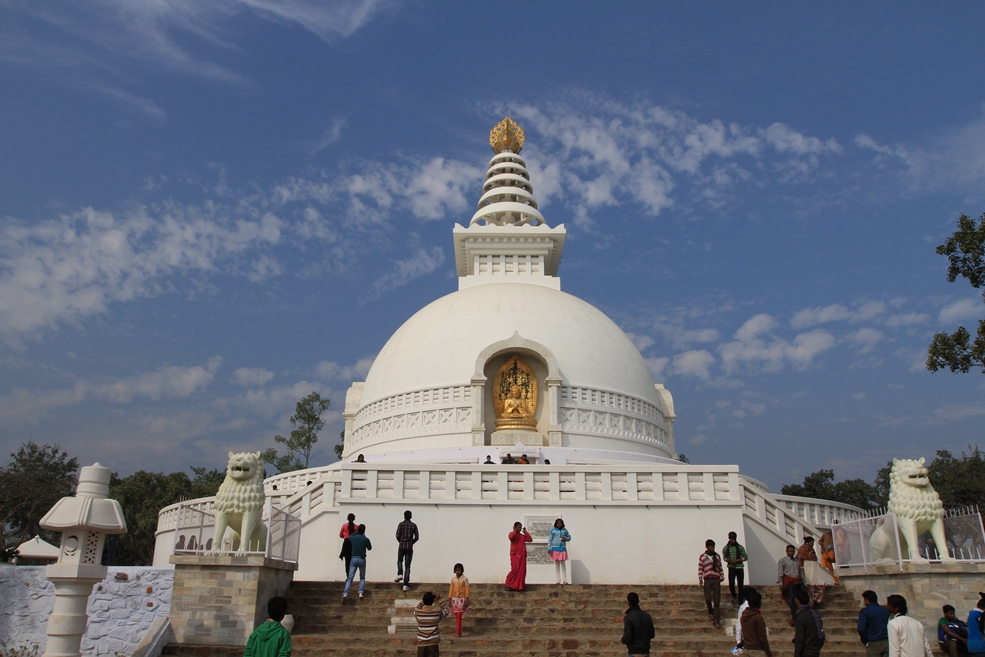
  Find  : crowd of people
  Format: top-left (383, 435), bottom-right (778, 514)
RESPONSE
top-left (328, 516), bottom-right (985, 657)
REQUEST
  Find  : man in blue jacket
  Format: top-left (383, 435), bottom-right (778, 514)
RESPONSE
top-left (858, 590), bottom-right (890, 657)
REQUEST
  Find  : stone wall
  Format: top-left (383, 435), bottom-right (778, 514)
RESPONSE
top-left (169, 555), bottom-right (295, 647)
top-left (0, 565), bottom-right (173, 655)
top-left (839, 562), bottom-right (985, 639)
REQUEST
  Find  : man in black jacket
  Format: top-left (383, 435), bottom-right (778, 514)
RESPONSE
top-left (621, 592), bottom-right (656, 657)
top-left (793, 589), bottom-right (825, 657)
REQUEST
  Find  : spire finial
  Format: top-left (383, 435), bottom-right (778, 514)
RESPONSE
top-left (490, 116), bottom-right (524, 154)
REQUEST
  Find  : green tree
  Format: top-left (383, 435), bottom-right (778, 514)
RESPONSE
top-left (335, 429), bottom-right (345, 459)
top-left (107, 465), bottom-right (225, 566)
top-left (781, 468), bottom-right (880, 511)
top-left (926, 447), bottom-right (985, 508)
top-left (927, 213), bottom-right (985, 374)
top-left (0, 442), bottom-right (79, 548)
top-left (263, 392), bottom-right (331, 473)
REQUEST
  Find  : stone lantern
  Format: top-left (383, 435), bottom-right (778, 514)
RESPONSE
top-left (39, 463), bottom-right (127, 657)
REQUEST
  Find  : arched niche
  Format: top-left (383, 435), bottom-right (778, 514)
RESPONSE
top-left (469, 331), bottom-right (563, 447)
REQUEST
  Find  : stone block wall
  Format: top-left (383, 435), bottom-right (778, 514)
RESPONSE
top-left (169, 555), bottom-right (295, 647)
top-left (0, 565), bottom-right (173, 655)
top-left (839, 562), bottom-right (985, 640)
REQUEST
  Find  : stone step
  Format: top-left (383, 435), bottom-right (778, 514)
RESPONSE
top-left (294, 617), bottom-right (864, 635)
top-left (290, 582), bottom-right (857, 598)
top-left (165, 637), bottom-right (868, 656)
top-left (165, 582), bottom-right (863, 657)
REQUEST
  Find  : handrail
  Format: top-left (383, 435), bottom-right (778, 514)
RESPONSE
top-left (739, 479), bottom-right (819, 544)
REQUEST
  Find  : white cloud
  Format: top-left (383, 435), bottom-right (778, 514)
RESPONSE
top-left (311, 117), bottom-right (347, 155)
top-left (846, 327), bottom-right (883, 354)
top-left (233, 367), bottom-right (275, 387)
top-left (364, 245), bottom-right (445, 301)
top-left (645, 357), bottom-right (669, 381)
top-left (90, 357), bottom-right (222, 403)
top-left (0, 357), bottom-right (221, 425)
top-left (672, 350), bottom-right (715, 380)
top-left (790, 301), bottom-right (887, 329)
top-left (885, 312), bottom-right (928, 327)
top-left (932, 403), bottom-right (985, 422)
top-left (790, 304), bottom-right (852, 329)
top-left (406, 158), bottom-right (482, 221)
top-left (939, 297), bottom-right (982, 324)
top-left (786, 330), bottom-right (837, 368)
top-left (762, 123), bottom-right (841, 155)
top-left (735, 314), bottom-right (777, 341)
top-left (853, 392), bottom-right (867, 401)
top-left (720, 314), bottom-right (835, 374)
top-left (0, 206), bottom-right (282, 337)
top-left (316, 357), bottom-right (375, 383)
top-left (732, 401), bottom-right (766, 419)
top-left (513, 97), bottom-right (844, 221)
top-left (626, 333), bottom-right (655, 352)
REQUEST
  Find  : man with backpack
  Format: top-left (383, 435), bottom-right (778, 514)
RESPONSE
top-left (793, 589), bottom-right (825, 657)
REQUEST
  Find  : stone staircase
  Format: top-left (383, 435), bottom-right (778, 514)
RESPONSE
top-left (164, 582), bottom-right (867, 657)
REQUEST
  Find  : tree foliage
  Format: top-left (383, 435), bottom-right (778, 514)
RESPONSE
top-left (925, 447), bottom-right (985, 508)
top-left (262, 391), bottom-right (331, 473)
top-left (108, 466), bottom-right (224, 566)
top-left (780, 468), bottom-right (881, 511)
top-left (0, 442), bottom-right (79, 548)
top-left (927, 212), bottom-right (985, 374)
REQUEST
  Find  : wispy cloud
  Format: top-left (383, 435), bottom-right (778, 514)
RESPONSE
top-left (719, 314), bottom-right (836, 374)
top-left (0, 357), bottom-right (222, 425)
top-left (0, 0), bottom-right (393, 114)
top-left (0, 206), bottom-right (282, 337)
top-left (310, 117), bottom-right (347, 155)
top-left (364, 245), bottom-right (445, 302)
top-left (939, 297), bottom-right (982, 325)
top-left (513, 96), bottom-right (845, 228)
top-left (233, 367), bottom-right (275, 387)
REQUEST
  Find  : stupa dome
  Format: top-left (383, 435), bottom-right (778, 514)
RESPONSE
top-left (342, 118), bottom-right (675, 462)
top-left (360, 283), bottom-right (660, 407)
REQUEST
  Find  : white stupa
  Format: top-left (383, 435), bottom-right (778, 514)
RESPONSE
top-left (155, 118), bottom-right (862, 584)
top-left (345, 117), bottom-right (675, 466)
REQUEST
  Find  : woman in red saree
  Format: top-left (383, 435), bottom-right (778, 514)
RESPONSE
top-left (505, 522), bottom-right (533, 591)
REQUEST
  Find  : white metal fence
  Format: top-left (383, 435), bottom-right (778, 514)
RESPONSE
top-left (832, 506), bottom-right (985, 572)
top-left (172, 499), bottom-right (301, 563)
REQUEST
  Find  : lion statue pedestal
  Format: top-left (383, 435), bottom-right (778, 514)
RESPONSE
top-left (213, 451), bottom-right (267, 553)
top-left (869, 457), bottom-right (952, 562)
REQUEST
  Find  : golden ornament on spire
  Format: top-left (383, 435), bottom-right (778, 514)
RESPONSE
top-left (490, 117), bottom-right (525, 154)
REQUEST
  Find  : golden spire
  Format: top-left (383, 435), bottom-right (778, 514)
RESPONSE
top-left (489, 116), bottom-right (525, 154)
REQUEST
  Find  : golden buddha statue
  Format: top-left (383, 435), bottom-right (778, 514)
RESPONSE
top-left (493, 357), bottom-right (537, 431)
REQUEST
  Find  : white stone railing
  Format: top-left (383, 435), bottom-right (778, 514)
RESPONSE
top-left (157, 497), bottom-right (215, 532)
top-left (338, 463), bottom-right (741, 505)
top-left (774, 494), bottom-right (865, 529)
top-left (739, 478), bottom-right (819, 544)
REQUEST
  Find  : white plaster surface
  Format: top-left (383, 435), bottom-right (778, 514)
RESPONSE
top-left (359, 283), bottom-right (660, 409)
top-left (0, 565), bottom-right (173, 655)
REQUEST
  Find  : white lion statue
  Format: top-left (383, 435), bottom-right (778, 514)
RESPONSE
top-left (213, 451), bottom-right (267, 553)
top-left (869, 457), bottom-right (951, 562)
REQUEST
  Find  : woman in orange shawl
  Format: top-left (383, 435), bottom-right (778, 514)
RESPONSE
top-left (505, 522), bottom-right (533, 591)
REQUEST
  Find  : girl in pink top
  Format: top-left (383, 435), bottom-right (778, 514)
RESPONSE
top-left (339, 513), bottom-right (356, 577)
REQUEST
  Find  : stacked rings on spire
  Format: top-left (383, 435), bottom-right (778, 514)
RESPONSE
top-left (469, 151), bottom-right (547, 227)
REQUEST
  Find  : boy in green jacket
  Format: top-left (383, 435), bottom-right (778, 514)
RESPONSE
top-left (245, 596), bottom-right (292, 657)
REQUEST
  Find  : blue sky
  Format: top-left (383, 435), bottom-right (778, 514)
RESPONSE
top-left (1, 2), bottom-right (983, 490)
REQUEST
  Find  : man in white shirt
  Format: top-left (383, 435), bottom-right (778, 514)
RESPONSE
top-left (886, 595), bottom-right (933, 657)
